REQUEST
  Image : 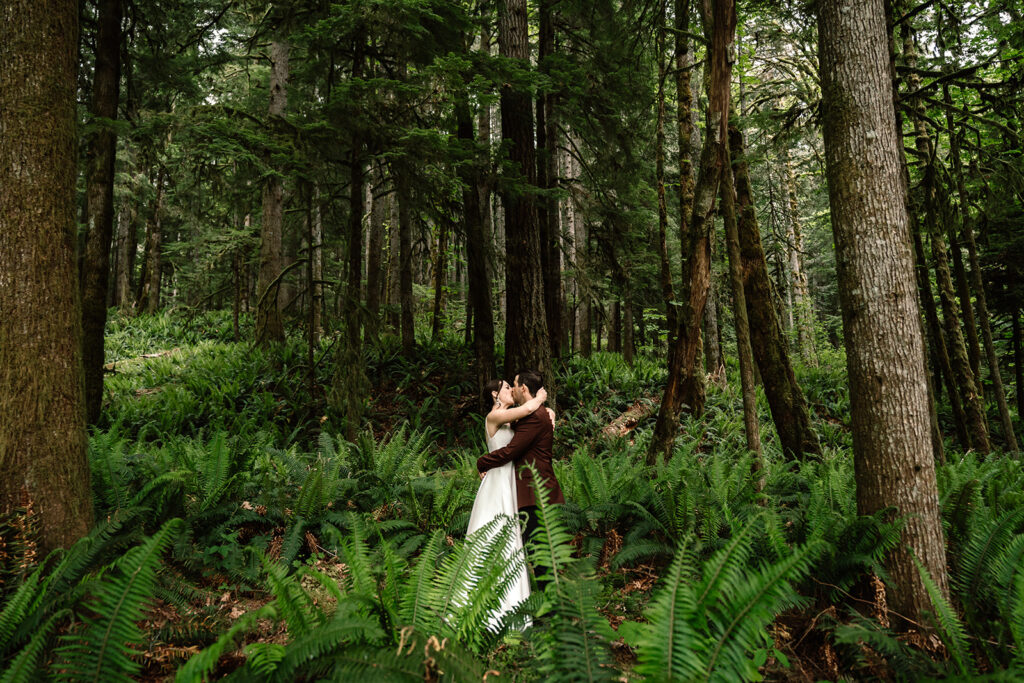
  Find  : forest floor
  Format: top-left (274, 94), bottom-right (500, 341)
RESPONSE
top-left (22, 310), bottom-right (1018, 681)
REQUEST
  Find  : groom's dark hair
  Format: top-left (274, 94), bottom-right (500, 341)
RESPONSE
top-left (515, 369), bottom-right (544, 396)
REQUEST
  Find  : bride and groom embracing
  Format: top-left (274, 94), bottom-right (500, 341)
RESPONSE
top-left (465, 369), bottom-right (565, 625)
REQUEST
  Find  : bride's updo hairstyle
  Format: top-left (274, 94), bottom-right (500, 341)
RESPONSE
top-left (482, 379), bottom-right (504, 412)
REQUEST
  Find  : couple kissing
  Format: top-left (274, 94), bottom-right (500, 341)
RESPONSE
top-left (465, 369), bottom-right (565, 628)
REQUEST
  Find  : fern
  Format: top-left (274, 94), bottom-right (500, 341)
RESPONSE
top-left (624, 515), bottom-right (820, 682)
top-left (55, 518), bottom-right (183, 682)
top-left (629, 538), bottom-right (704, 680)
top-left (914, 556), bottom-right (976, 677)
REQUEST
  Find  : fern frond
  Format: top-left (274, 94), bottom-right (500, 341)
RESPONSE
top-left (914, 556), bottom-right (976, 677)
top-left (632, 539), bottom-right (705, 681)
top-left (0, 608), bottom-right (69, 683)
top-left (56, 517), bottom-right (183, 683)
top-left (175, 602), bottom-right (277, 683)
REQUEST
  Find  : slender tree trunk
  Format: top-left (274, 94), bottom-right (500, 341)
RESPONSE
top-left (781, 146), bottom-right (817, 365)
top-left (138, 168), bottom-right (165, 314)
top-left (79, 0), bottom-right (122, 424)
top-left (649, 0), bottom-right (733, 464)
top-left (537, 0), bottom-right (562, 361)
top-left (901, 21), bottom-right (990, 453)
top-left (0, 0), bottom-right (93, 553)
top-left (1014, 307), bottom-right (1024, 420)
top-left (397, 164), bottom-right (415, 354)
top-left (388, 188), bottom-right (401, 330)
top-left (366, 171), bottom-right (384, 324)
top-left (675, 0), bottom-right (695, 284)
top-left (656, 2), bottom-right (677, 334)
top-left (948, 221), bottom-right (983, 389)
top-left (818, 0), bottom-right (949, 622)
top-left (942, 82), bottom-right (1018, 450)
top-left (114, 205), bottom-right (133, 309)
top-left (731, 126), bottom-right (821, 458)
top-left (703, 231), bottom-right (724, 375)
top-left (500, 0), bottom-right (550, 377)
top-left (431, 218), bottom-right (448, 340)
top-left (458, 90), bottom-right (497, 403)
top-left (311, 186), bottom-right (324, 345)
top-left (255, 39), bottom-right (288, 346)
top-left (570, 139), bottom-right (591, 357)
top-left (624, 290), bottom-right (635, 366)
top-left (345, 44), bottom-right (366, 349)
top-left (722, 130), bottom-right (763, 465)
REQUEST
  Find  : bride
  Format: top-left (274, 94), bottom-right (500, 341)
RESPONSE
top-left (465, 379), bottom-right (547, 629)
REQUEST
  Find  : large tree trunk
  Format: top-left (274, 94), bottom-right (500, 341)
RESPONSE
top-left (458, 91), bottom-right (497, 405)
top-left (721, 130), bottom-right (762, 464)
top-left (731, 126), bottom-right (821, 458)
top-left (255, 39), bottom-right (288, 346)
top-left (499, 0), bottom-right (550, 377)
top-left (0, 0), bottom-right (93, 553)
top-left (648, 0), bottom-right (733, 465)
top-left (704, 231), bottom-right (724, 376)
top-left (818, 0), bottom-right (949, 622)
top-left (80, 0), bottom-right (122, 425)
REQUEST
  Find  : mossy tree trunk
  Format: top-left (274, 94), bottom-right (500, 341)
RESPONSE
top-left (731, 126), bottom-right (821, 459)
top-left (648, 0), bottom-right (734, 465)
top-left (0, 0), bottom-right (93, 554)
top-left (818, 0), bottom-right (950, 623)
top-left (721, 127), bottom-right (763, 466)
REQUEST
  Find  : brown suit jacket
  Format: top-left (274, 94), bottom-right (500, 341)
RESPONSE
top-left (476, 410), bottom-right (565, 509)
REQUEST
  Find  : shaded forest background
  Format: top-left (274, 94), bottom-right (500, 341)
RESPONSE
top-left (1, 0), bottom-right (1024, 680)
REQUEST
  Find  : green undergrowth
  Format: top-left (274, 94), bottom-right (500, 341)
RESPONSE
top-left (3, 310), bottom-right (1024, 681)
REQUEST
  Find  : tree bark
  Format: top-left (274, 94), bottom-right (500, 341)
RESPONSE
top-left (345, 43), bottom-right (366, 349)
top-left (311, 186), bottom-right (324, 345)
top-left (397, 163), bottom-right (415, 355)
top-left (430, 216), bottom-right (448, 340)
top-left (537, 0), bottom-right (562, 361)
top-left (781, 146), bottom-right (817, 365)
top-left (818, 0), bottom-right (949, 622)
top-left (732, 126), bottom-right (821, 458)
top-left (703, 231), bottom-right (724, 376)
top-left (656, 1), bottom-right (677, 334)
top-left (458, 91), bottom-right (497, 405)
top-left (499, 0), bottom-right (550, 377)
top-left (137, 167), bottom-right (165, 314)
top-left (0, 0), bottom-right (93, 553)
top-left (648, 0), bottom-right (733, 465)
top-left (255, 39), bottom-right (288, 346)
top-left (1014, 307), bottom-right (1024, 420)
top-left (80, 0), bottom-right (122, 424)
top-left (721, 129), bottom-right (763, 465)
top-left (366, 171), bottom-right (384, 324)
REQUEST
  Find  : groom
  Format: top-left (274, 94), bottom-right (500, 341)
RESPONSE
top-left (477, 369), bottom-right (564, 589)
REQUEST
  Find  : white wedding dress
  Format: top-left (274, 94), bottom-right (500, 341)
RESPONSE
top-left (466, 423), bottom-right (531, 630)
